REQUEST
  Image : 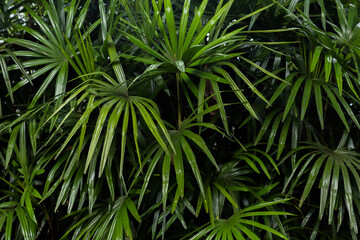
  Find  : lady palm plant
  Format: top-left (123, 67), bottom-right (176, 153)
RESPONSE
top-left (283, 140), bottom-right (360, 239)
top-left (252, 1), bottom-right (360, 238)
top-left (1, 0), bottom-right (360, 239)
top-left (119, 0), bottom-right (288, 131)
top-left (1, 0), bottom-right (96, 109)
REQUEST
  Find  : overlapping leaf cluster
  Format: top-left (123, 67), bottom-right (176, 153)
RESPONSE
top-left (1, 0), bottom-right (360, 239)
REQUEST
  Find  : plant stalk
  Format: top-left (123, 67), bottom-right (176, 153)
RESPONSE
top-left (176, 73), bottom-right (181, 128)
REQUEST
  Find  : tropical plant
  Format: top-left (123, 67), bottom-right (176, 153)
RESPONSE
top-left (1, 0), bottom-right (360, 239)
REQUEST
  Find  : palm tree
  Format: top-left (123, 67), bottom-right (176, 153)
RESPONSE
top-left (1, 0), bottom-right (360, 239)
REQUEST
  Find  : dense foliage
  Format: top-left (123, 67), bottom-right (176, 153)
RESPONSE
top-left (1, 0), bottom-right (360, 239)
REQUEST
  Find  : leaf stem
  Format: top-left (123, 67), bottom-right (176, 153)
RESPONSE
top-left (177, 73), bottom-right (181, 128)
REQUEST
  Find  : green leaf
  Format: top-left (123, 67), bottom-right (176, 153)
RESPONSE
top-left (266, 114), bottom-right (282, 153)
top-left (254, 109), bottom-right (280, 145)
top-left (85, 99), bottom-right (117, 173)
top-left (132, 99), bottom-right (171, 154)
top-left (55, 96), bottom-right (105, 159)
top-left (65, 0), bottom-right (76, 38)
top-left (329, 159), bottom-right (339, 224)
top-left (123, 32), bottom-right (169, 63)
top-left (171, 187), bottom-right (182, 214)
top-left (175, 60), bottom-right (185, 73)
top-left (75, 0), bottom-right (92, 29)
top-left (239, 199), bottom-right (290, 213)
top-left (237, 223), bottom-right (260, 240)
top-left (119, 102), bottom-right (130, 178)
top-left (283, 76), bottom-right (305, 121)
top-left (54, 62), bottom-right (68, 100)
top-left (333, 59), bottom-right (343, 95)
top-left (68, 167), bottom-right (83, 214)
top-left (30, 64), bottom-right (61, 108)
top-left (100, 99), bottom-right (126, 176)
top-left (0, 54), bottom-right (13, 103)
top-left (246, 152), bottom-right (272, 178)
top-left (237, 155), bottom-right (260, 174)
top-left (15, 207), bottom-right (32, 240)
top-left (150, 0), bottom-right (173, 59)
top-left (219, 62), bottom-right (269, 105)
top-left (178, 0), bottom-right (191, 53)
top-left (138, 147), bottom-right (163, 208)
top-left (330, 86), bottom-right (360, 129)
top-left (98, 0), bottom-right (107, 40)
top-left (181, 0), bottom-right (209, 56)
top-left (120, 205), bottom-right (132, 239)
top-left (191, 0), bottom-right (234, 47)
top-left (252, 149), bottom-right (280, 174)
top-left (206, 185), bottom-right (214, 227)
top-left (334, 0), bottom-right (347, 33)
top-left (5, 49), bottom-right (33, 86)
top-left (173, 140), bottom-right (184, 197)
top-left (213, 182), bottom-right (238, 208)
top-left (322, 85), bottom-right (349, 131)
top-left (18, 122), bottom-right (27, 168)
top-left (300, 154), bottom-right (327, 207)
top-left (209, 80), bottom-right (229, 133)
top-left (0, 214), bottom-right (6, 233)
top-left (212, 66), bottom-right (258, 119)
top-left (186, 68), bottom-right (227, 83)
top-left (130, 102), bottom-right (141, 169)
top-left (164, 0), bottom-right (177, 54)
top-left (310, 46), bottom-right (323, 72)
top-left (6, 124), bottom-right (21, 168)
top-left (268, 73), bottom-right (297, 106)
top-left (182, 130), bottom-right (218, 170)
top-left (319, 158), bottom-right (334, 219)
top-left (237, 219), bottom-right (288, 239)
top-left (304, 0), bottom-right (310, 17)
top-left (238, 56), bottom-right (285, 82)
top-left (324, 54), bottom-right (332, 82)
top-left (313, 83), bottom-right (324, 129)
top-left (25, 191), bottom-right (37, 224)
top-left (180, 136), bottom-right (205, 198)
top-left (23, 4), bottom-right (60, 46)
top-left (162, 152), bottom-right (171, 211)
top-left (29, 119), bottom-right (37, 154)
top-left (5, 209), bottom-right (14, 240)
top-left (107, 35), bottom-right (127, 91)
top-left (300, 78), bottom-right (312, 120)
top-left (339, 161), bottom-right (357, 233)
top-left (190, 30), bottom-right (245, 62)
top-left (40, 0), bottom-right (63, 45)
top-left (125, 198), bottom-right (141, 223)
top-left (277, 117), bottom-right (292, 160)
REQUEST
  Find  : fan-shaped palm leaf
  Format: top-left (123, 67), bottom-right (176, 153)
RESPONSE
top-left (283, 141), bottom-right (360, 236)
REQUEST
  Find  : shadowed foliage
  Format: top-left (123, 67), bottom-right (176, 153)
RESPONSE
top-left (1, 0), bottom-right (360, 239)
